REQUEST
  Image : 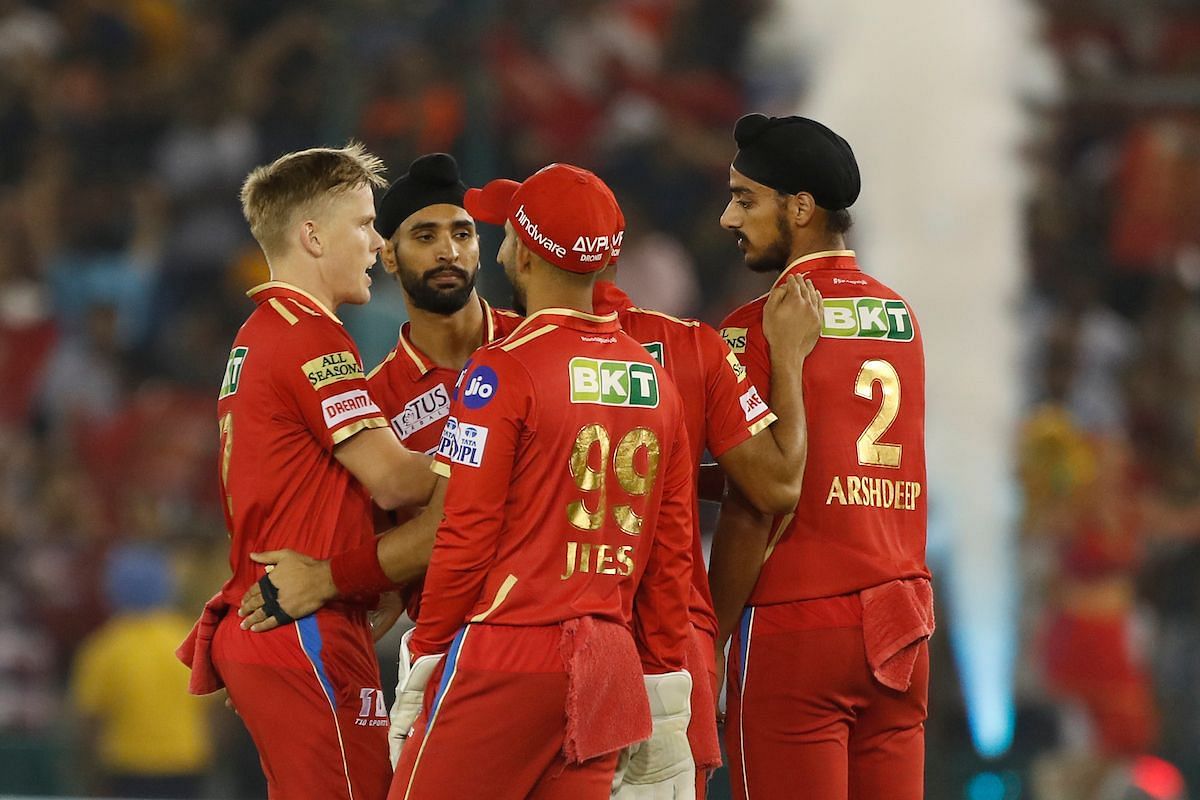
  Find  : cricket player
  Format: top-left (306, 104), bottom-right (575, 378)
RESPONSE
top-left (711, 115), bottom-right (933, 800)
top-left (178, 144), bottom-right (438, 800)
top-left (389, 163), bottom-right (695, 799)
top-left (595, 214), bottom-right (824, 799)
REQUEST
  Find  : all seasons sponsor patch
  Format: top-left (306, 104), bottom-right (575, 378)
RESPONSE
top-left (303, 351), bottom-right (365, 389)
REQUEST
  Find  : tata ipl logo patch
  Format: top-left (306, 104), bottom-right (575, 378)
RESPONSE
top-left (569, 358), bottom-right (658, 408)
top-left (820, 298), bottom-right (914, 341)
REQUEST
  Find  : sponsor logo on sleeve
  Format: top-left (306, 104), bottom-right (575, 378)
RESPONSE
top-left (462, 365), bottom-right (499, 410)
top-left (739, 386), bottom-right (768, 421)
top-left (302, 350), bottom-right (365, 390)
top-left (452, 359), bottom-right (472, 401)
top-left (726, 350), bottom-right (747, 383)
top-left (391, 384), bottom-right (451, 440)
top-left (436, 416), bottom-right (489, 468)
top-left (219, 347), bottom-right (249, 399)
top-left (720, 327), bottom-right (748, 354)
top-left (322, 389), bottom-right (381, 429)
top-left (569, 357), bottom-right (658, 408)
top-left (821, 298), bottom-right (914, 341)
top-left (642, 341), bottom-right (664, 366)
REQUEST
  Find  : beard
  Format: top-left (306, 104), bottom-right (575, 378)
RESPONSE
top-left (510, 282), bottom-right (527, 316)
top-left (399, 265), bottom-right (477, 315)
top-left (739, 212), bottom-right (794, 274)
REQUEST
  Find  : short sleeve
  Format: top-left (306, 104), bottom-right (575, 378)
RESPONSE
top-left (700, 323), bottom-right (776, 458)
top-left (277, 323), bottom-right (389, 450)
top-left (720, 311), bottom-right (773, 407)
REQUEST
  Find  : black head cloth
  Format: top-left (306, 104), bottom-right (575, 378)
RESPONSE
top-left (732, 114), bottom-right (860, 210)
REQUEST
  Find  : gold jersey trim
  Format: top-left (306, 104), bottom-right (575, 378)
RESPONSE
top-left (248, 281), bottom-right (343, 324)
top-left (773, 250), bottom-right (858, 288)
top-left (509, 306), bottom-right (618, 338)
top-left (268, 298), bottom-right (299, 326)
top-left (366, 349), bottom-right (397, 381)
top-left (627, 307), bottom-right (701, 327)
top-left (499, 324), bottom-right (556, 352)
top-left (469, 574), bottom-right (518, 622)
top-left (747, 413), bottom-right (776, 437)
top-left (330, 416), bottom-right (388, 446)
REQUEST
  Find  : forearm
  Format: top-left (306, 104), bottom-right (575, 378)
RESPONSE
top-left (708, 487), bottom-right (774, 648)
top-left (763, 344), bottom-right (809, 484)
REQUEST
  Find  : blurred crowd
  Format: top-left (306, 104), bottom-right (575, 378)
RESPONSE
top-left (1018, 1), bottom-right (1200, 798)
top-left (3, 0), bottom-right (1200, 798)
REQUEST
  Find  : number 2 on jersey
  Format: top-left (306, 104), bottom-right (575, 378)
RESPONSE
top-left (567, 425), bottom-right (661, 534)
top-left (854, 359), bottom-right (902, 468)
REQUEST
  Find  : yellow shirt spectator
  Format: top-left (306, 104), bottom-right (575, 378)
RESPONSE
top-left (71, 609), bottom-right (212, 775)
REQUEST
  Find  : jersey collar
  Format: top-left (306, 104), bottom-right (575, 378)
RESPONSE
top-left (509, 306), bottom-right (620, 337)
top-left (592, 280), bottom-right (634, 315)
top-left (773, 250), bottom-right (859, 288)
top-left (397, 297), bottom-right (507, 378)
top-left (247, 281), bottom-right (343, 324)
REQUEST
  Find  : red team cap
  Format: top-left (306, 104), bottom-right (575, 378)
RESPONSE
top-left (465, 163), bottom-right (620, 274)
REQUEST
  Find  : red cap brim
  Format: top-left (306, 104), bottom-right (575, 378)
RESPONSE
top-left (464, 179), bottom-right (521, 225)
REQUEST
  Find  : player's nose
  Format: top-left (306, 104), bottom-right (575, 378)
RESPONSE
top-left (719, 201), bottom-right (740, 230)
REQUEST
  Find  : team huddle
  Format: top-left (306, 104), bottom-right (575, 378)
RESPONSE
top-left (177, 114), bottom-right (932, 800)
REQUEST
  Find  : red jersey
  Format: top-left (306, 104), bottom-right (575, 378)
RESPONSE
top-left (720, 251), bottom-right (929, 604)
top-left (366, 298), bottom-right (523, 456)
top-left (365, 298), bottom-right (521, 619)
top-left (216, 282), bottom-right (390, 607)
top-left (594, 280), bottom-right (775, 636)
top-left (410, 308), bottom-right (694, 674)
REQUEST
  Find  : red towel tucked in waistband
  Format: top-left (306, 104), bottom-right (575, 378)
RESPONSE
top-left (684, 627), bottom-right (722, 770)
top-left (860, 578), bottom-right (935, 692)
top-left (176, 593), bottom-right (230, 696)
top-left (560, 616), bottom-right (652, 763)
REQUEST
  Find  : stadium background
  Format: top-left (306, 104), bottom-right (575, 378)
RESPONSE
top-left (1, 1), bottom-right (1199, 798)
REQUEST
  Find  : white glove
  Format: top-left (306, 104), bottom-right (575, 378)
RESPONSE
top-left (388, 628), bottom-right (442, 768)
top-left (611, 671), bottom-right (695, 799)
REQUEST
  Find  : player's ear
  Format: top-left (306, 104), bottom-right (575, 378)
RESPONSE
top-left (789, 192), bottom-right (817, 229)
top-left (299, 219), bottom-right (323, 258)
top-left (379, 239), bottom-right (400, 275)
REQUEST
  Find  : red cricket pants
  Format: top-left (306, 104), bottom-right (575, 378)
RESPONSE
top-left (725, 599), bottom-right (928, 800)
top-left (390, 625), bottom-right (620, 800)
top-left (213, 609), bottom-right (390, 800)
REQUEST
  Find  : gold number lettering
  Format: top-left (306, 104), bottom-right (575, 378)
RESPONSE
top-left (567, 424), bottom-right (610, 530)
top-left (613, 427), bottom-right (661, 535)
top-left (566, 425), bottom-right (661, 534)
top-left (218, 412), bottom-right (235, 519)
top-left (854, 360), bottom-right (902, 468)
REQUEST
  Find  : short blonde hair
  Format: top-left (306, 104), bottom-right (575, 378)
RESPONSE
top-left (240, 142), bottom-right (387, 257)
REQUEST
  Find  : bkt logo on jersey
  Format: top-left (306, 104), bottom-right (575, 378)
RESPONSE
top-left (462, 365), bottom-right (499, 409)
top-left (569, 358), bottom-right (658, 408)
top-left (219, 347), bottom-right (248, 399)
top-left (821, 297), bottom-right (914, 341)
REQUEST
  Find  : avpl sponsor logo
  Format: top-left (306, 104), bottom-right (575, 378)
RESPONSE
top-left (821, 297), bottom-right (914, 341)
top-left (739, 386), bottom-right (768, 421)
top-left (392, 384), bottom-right (451, 440)
top-left (569, 357), bottom-right (658, 407)
top-left (356, 688), bottom-right (389, 727)
top-left (219, 347), bottom-right (248, 399)
top-left (321, 389), bottom-right (381, 428)
top-left (437, 417), bottom-right (489, 468)
top-left (462, 365), bottom-right (499, 410)
top-left (572, 233), bottom-right (611, 264)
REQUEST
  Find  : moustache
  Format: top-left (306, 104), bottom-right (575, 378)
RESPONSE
top-left (422, 266), bottom-right (471, 283)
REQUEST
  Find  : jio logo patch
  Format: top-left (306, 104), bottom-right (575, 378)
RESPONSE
top-left (462, 365), bottom-right (499, 409)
